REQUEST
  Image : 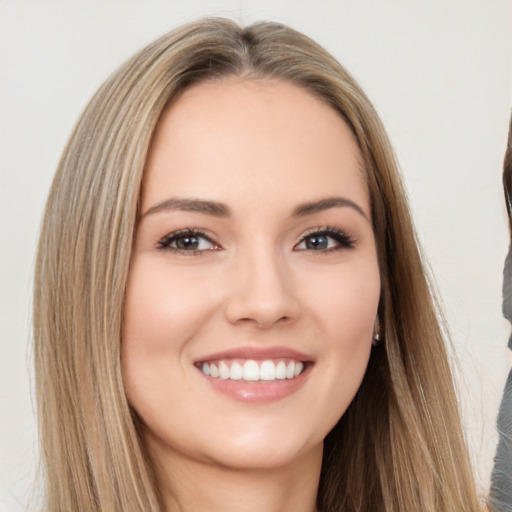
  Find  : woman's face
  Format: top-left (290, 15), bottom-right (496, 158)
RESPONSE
top-left (122, 78), bottom-right (381, 470)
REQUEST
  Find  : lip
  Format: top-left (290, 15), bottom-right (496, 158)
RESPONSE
top-left (193, 345), bottom-right (313, 364)
top-left (194, 345), bottom-right (314, 403)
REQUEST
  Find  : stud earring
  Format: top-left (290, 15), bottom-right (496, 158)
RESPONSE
top-left (372, 318), bottom-right (381, 346)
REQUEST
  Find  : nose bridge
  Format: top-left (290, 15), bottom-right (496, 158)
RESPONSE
top-left (224, 240), bottom-right (300, 328)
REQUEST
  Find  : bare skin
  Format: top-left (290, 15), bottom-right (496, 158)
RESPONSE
top-left (123, 78), bottom-right (380, 512)
top-left (149, 433), bottom-right (322, 512)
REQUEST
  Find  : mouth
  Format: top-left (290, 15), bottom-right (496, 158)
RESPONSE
top-left (195, 358), bottom-right (309, 382)
top-left (193, 346), bottom-right (314, 402)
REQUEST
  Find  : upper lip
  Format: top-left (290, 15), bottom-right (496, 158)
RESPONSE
top-left (194, 345), bottom-right (313, 364)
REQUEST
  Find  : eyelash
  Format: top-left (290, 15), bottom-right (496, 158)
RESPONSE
top-left (295, 226), bottom-right (356, 252)
top-left (156, 226), bottom-right (356, 255)
top-left (156, 228), bottom-right (219, 255)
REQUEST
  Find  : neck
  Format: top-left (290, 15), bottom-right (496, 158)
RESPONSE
top-left (147, 437), bottom-right (323, 512)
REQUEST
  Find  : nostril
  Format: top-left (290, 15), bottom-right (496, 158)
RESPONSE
top-left (235, 315), bottom-right (294, 329)
top-left (223, 279), bottom-right (301, 328)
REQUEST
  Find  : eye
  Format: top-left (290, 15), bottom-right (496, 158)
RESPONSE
top-left (157, 229), bottom-right (219, 254)
top-left (295, 227), bottom-right (355, 252)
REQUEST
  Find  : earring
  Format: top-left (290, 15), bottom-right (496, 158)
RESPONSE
top-left (372, 318), bottom-right (381, 346)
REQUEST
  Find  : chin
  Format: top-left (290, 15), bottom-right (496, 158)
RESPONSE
top-left (213, 445), bottom-right (320, 471)
top-left (199, 427), bottom-right (324, 471)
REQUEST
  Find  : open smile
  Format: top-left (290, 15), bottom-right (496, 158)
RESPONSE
top-left (196, 358), bottom-right (307, 382)
top-left (194, 347), bottom-right (314, 402)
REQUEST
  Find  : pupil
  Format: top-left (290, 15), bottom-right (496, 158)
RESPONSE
top-left (306, 235), bottom-right (327, 250)
top-left (176, 235), bottom-right (199, 250)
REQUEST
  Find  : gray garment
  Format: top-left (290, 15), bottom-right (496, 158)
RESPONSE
top-left (490, 248), bottom-right (512, 511)
top-left (490, 371), bottom-right (512, 511)
top-left (504, 249), bottom-right (512, 350)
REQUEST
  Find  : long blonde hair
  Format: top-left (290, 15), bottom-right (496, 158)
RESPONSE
top-left (34, 17), bottom-right (482, 511)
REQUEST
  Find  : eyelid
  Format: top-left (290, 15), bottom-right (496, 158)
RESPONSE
top-left (155, 225), bottom-right (355, 254)
top-left (294, 226), bottom-right (356, 251)
top-left (156, 228), bottom-right (221, 253)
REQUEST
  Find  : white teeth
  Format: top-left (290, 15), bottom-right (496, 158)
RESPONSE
top-left (199, 359), bottom-right (306, 381)
top-left (286, 361), bottom-right (295, 379)
top-left (260, 360), bottom-right (276, 381)
top-left (276, 361), bottom-right (287, 380)
top-left (243, 360), bottom-right (260, 381)
top-left (219, 361), bottom-right (230, 380)
top-left (229, 362), bottom-right (243, 380)
top-left (210, 363), bottom-right (219, 378)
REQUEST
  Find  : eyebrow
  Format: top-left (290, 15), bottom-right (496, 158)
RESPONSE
top-left (291, 196), bottom-right (369, 220)
top-left (142, 198), bottom-right (232, 218)
top-left (142, 196), bottom-right (368, 220)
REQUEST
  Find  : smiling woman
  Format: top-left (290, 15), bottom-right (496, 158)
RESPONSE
top-left (123, 79), bottom-right (381, 490)
top-left (33, 18), bottom-right (484, 512)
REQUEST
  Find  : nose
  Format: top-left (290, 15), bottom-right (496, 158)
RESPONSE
top-left (224, 248), bottom-right (301, 329)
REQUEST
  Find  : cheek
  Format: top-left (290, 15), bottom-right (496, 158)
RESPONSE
top-left (123, 258), bottom-right (213, 353)
top-left (303, 258), bottom-right (381, 341)
top-left (299, 258), bottom-right (380, 406)
top-left (121, 258), bottom-right (215, 409)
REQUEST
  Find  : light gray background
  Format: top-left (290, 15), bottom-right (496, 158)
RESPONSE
top-left (1, 1), bottom-right (511, 509)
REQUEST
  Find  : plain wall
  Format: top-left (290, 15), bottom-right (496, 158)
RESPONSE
top-left (1, 0), bottom-right (511, 509)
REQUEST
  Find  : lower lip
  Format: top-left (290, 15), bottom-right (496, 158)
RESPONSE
top-left (199, 365), bottom-right (312, 403)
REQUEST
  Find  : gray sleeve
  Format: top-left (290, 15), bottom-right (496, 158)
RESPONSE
top-left (503, 249), bottom-right (512, 350)
top-left (489, 247), bottom-right (512, 511)
top-left (490, 370), bottom-right (512, 511)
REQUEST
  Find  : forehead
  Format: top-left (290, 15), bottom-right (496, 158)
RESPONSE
top-left (142, 78), bottom-right (368, 216)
